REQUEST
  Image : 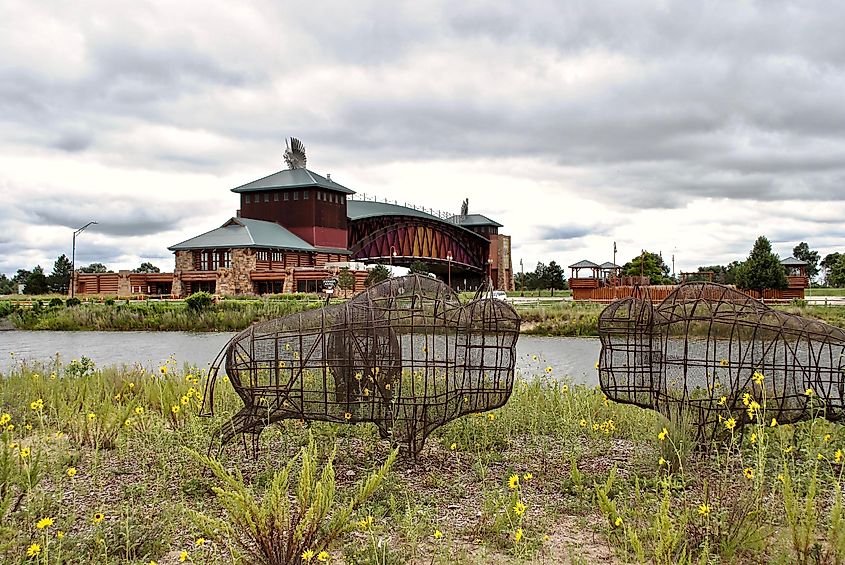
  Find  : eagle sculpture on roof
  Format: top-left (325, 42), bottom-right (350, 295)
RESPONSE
top-left (284, 137), bottom-right (307, 170)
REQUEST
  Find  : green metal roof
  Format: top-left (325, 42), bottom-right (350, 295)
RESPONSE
top-left (231, 168), bottom-right (355, 194)
top-left (448, 214), bottom-right (503, 228)
top-left (168, 217), bottom-right (349, 253)
top-left (346, 200), bottom-right (444, 222)
top-left (569, 260), bottom-right (600, 269)
top-left (781, 256), bottom-right (808, 266)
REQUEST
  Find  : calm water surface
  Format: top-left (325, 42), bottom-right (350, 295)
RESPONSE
top-left (0, 331), bottom-right (601, 384)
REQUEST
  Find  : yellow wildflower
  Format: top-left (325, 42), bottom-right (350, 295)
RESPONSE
top-left (771, 417), bottom-right (778, 427)
top-left (6, 424), bottom-right (13, 432)
top-left (92, 512), bottom-right (105, 524)
top-left (114, 393), bottom-right (121, 400)
top-left (698, 504), bottom-right (710, 517)
top-left (87, 413), bottom-right (96, 421)
top-left (614, 516), bottom-right (623, 527)
top-left (488, 413), bottom-right (495, 421)
top-left (545, 366), bottom-right (553, 374)
top-left (805, 388), bottom-right (815, 396)
top-left (27, 543), bottom-right (41, 557)
top-left (818, 452), bottom-right (825, 461)
top-left (659, 457), bottom-right (666, 466)
top-left (718, 396), bottom-right (727, 406)
top-left (344, 412), bottom-right (352, 420)
top-left (750, 433), bottom-right (757, 445)
top-left (135, 406), bottom-right (144, 415)
top-left (752, 371), bottom-right (764, 385)
top-left (67, 467), bottom-right (77, 477)
top-left (719, 358), bottom-right (729, 367)
top-left (835, 449), bottom-right (843, 463)
top-left (30, 399), bottom-right (44, 411)
top-left (514, 500), bottom-right (526, 516)
top-left (171, 405), bottom-right (180, 414)
top-left (128, 382), bottom-right (135, 389)
top-left (579, 419), bottom-right (587, 428)
top-left (450, 442), bottom-right (457, 450)
top-left (742, 393), bottom-right (751, 406)
top-left (658, 427), bottom-right (668, 441)
top-left (0, 413), bottom-right (9, 425)
top-left (362, 388), bottom-right (370, 396)
top-left (523, 472), bottom-right (533, 480)
top-left (195, 537), bottom-right (206, 546)
top-left (514, 527), bottom-right (524, 542)
top-left (317, 551), bottom-right (330, 562)
top-left (159, 366), bottom-right (168, 375)
top-left (20, 447), bottom-right (30, 458)
top-left (180, 395), bottom-right (189, 405)
top-left (179, 550), bottom-right (189, 562)
top-left (508, 474), bottom-right (520, 490)
top-left (36, 517), bottom-right (54, 529)
top-left (57, 530), bottom-right (65, 539)
top-left (724, 417), bottom-right (736, 430)
top-left (824, 434), bottom-right (832, 443)
top-left (777, 473), bottom-right (785, 483)
top-left (743, 467), bottom-right (753, 479)
top-left (433, 529), bottom-right (443, 539)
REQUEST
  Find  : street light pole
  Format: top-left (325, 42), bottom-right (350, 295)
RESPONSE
top-left (446, 251), bottom-right (453, 288)
top-left (520, 258), bottom-right (525, 297)
top-left (70, 221), bottom-right (97, 299)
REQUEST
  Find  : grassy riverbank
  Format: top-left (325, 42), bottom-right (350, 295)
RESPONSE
top-left (2, 357), bottom-right (844, 564)
top-left (4, 296), bottom-right (845, 336)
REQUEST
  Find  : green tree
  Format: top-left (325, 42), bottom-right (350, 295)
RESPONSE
top-left (540, 261), bottom-right (567, 291)
top-left (0, 274), bottom-right (14, 294)
top-left (734, 236), bottom-right (788, 292)
top-left (365, 264), bottom-right (391, 287)
top-left (622, 251), bottom-right (673, 284)
top-left (337, 268), bottom-right (356, 291)
top-left (792, 242), bottom-right (820, 281)
top-left (24, 265), bottom-right (49, 294)
top-left (408, 260), bottom-right (430, 275)
top-left (79, 262), bottom-right (109, 273)
top-left (822, 252), bottom-right (842, 286)
top-left (694, 261), bottom-right (741, 285)
top-left (132, 261), bottom-right (161, 273)
top-left (48, 254), bottom-right (73, 293)
top-left (827, 255), bottom-right (845, 288)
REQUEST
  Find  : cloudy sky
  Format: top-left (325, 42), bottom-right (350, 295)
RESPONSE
top-left (3, 0), bottom-right (845, 279)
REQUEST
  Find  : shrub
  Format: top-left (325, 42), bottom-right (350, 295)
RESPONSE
top-left (65, 297), bottom-right (81, 307)
top-left (185, 291), bottom-right (213, 312)
top-left (48, 298), bottom-right (64, 308)
top-left (104, 298), bottom-right (115, 306)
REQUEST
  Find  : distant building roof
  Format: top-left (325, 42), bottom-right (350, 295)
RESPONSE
top-left (569, 260), bottom-right (600, 269)
top-left (599, 262), bottom-right (621, 269)
top-left (448, 214), bottom-right (503, 228)
top-left (168, 217), bottom-right (347, 254)
top-left (231, 168), bottom-right (355, 194)
top-left (781, 256), bottom-right (808, 266)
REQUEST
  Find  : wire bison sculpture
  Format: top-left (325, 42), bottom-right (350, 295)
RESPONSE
top-left (598, 282), bottom-right (845, 439)
top-left (203, 275), bottom-right (520, 456)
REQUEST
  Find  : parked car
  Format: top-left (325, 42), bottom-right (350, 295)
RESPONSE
top-left (491, 290), bottom-right (508, 302)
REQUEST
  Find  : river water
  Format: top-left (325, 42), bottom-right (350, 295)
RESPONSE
top-left (0, 332), bottom-right (601, 385)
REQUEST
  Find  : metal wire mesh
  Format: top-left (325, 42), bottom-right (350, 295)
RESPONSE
top-left (203, 274), bottom-right (521, 456)
top-left (598, 282), bottom-right (845, 438)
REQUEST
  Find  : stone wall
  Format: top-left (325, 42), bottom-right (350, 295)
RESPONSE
top-left (216, 249), bottom-right (257, 296)
top-left (172, 251), bottom-right (194, 298)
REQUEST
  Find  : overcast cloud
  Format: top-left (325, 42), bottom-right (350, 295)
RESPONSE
top-left (2, 0), bottom-right (845, 277)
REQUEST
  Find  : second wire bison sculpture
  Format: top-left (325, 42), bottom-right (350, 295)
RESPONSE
top-left (203, 275), bottom-right (521, 456)
top-left (598, 282), bottom-right (845, 438)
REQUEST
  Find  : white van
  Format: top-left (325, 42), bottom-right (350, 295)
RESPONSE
top-left (491, 290), bottom-right (508, 302)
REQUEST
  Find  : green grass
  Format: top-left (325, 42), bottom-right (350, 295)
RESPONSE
top-left (806, 288), bottom-right (845, 297)
top-left (1, 358), bottom-right (844, 563)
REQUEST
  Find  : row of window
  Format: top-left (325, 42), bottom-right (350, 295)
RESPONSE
top-left (256, 250), bottom-right (284, 262)
top-left (242, 190), bottom-right (346, 204)
top-left (195, 250), bottom-right (231, 271)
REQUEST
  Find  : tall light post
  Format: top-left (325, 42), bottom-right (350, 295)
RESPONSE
top-left (446, 250), bottom-right (453, 288)
top-left (520, 258), bottom-right (525, 297)
top-left (487, 258), bottom-right (493, 289)
top-left (70, 221), bottom-right (97, 298)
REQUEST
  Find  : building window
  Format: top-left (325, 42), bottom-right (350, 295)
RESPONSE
top-left (257, 250), bottom-right (269, 261)
top-left (274, 192), bottom-right (279, 201)
top-left (245, 194), bottom-right (251, 204)
top-left (317, 191), bottom-right (322, 201)
top-left (198, 250), bottom-right (231, 270)
top-left (293, 192), bottom-right (299, 201)
top-left (284, 192), bottom-right (289, 201)
top-left (264, 193), bottom-right (270, 202)
top-left (272, 250), bottom-right (283, 262)
top-left (341, 195), bottom-right (345, 204)
top-left (303, 190), bottom-right (309, 200)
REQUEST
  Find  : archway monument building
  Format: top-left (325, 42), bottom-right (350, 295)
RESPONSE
top-left (72, 149), bottom-right (513, 298)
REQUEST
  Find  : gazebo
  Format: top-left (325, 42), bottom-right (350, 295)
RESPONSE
top-left (599, 261), bottom-right (622, 285)
top-left (568, 260), bottom-right (601, 280)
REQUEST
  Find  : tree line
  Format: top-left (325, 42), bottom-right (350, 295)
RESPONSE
top-left (0, 257), bottom-right (161, 295)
